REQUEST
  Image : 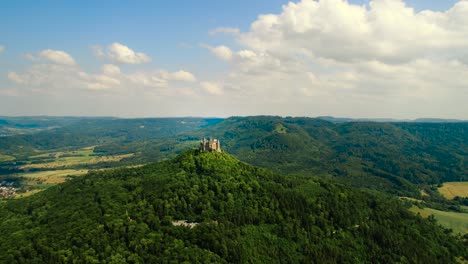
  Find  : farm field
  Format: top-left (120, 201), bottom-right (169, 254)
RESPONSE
top-left (21, 147), bottom-right (134, 169)
top-left (438, 182), bottom-right (468, 200)
top-left (410, 206), bottom-right (468, 234)
top-left (20, 169), bottom-right (88, 185)
top-left (0, 146), bottom-right (139, 199)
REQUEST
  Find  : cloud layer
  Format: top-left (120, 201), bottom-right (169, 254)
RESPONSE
top-left (95, 42), bottom-right (151, 64)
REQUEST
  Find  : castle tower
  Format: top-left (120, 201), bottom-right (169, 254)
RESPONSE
top-left (200, 137), bottom-right (221, 152)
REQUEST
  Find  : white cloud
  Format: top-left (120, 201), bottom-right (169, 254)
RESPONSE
top-left (199, 0), bottom-right (468, 118)
top-left (8, 60), bottom-right (198, 95)
top-left (210, 27), bottom-right (241, 35)
top-left (168, 70), bottom-right (197, 82)
top-left (208, 45), bottom-right (233, 61)
top-left (200, 82), bottom-right (223, 95)
top-left (237, 0), bottom-right (468, 63)
top-left (0, 46), bottom-right (4, 54)
top-left (105, 42), bottom-right (151, 64)
top-left (127, 72), bottom-right (168, 88)
top-left (39, 49), bottom-right (77, 66)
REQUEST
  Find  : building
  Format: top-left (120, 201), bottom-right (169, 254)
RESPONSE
top-left (200, 137), bottom-right (221, 152)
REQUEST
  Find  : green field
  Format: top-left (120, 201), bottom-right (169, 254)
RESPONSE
top-left (0, 154), bottom-right (15, 162)
top-left (410, 206), bottom-right (468, 234)
top-left (438, 182), bottom-right (468, 200)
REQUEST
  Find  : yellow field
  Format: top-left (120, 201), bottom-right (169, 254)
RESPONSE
top-left (438, 182), bottom-right (468, 200)
top-left (409, 206), bottom-right (468, 234)
top-left (21, 169), bottom-right (88, 184)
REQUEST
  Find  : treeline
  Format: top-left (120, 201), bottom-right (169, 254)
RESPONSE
top-left (0, 150), bottom-right (465, 263)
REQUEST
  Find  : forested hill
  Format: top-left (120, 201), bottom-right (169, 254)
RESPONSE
top-left (0, 150), bottom-right (465, 263)
top-left (1, 116), bottom-right (466, 197)
top-left (179, 116), bottom-right (467, 196)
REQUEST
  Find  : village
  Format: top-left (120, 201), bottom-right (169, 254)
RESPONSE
top-left (0, 186), bottom-right (17, 198)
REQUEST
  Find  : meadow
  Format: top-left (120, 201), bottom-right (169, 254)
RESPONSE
top-left (410, 206), bottom-right (468, 234)
top-left (438, 182), bottom-right (468, 200)
top-left (20, 169), bottom-right (88, 185)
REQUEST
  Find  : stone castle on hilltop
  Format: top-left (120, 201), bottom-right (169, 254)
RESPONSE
top-left (200, 137), bottom-right (221, 152)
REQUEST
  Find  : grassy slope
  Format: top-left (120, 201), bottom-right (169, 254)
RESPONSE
top-left (410, 206), bottom-right (468, 234)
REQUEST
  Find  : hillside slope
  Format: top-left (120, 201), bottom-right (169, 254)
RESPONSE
top-left (0, 150), bottom-right (465, 263)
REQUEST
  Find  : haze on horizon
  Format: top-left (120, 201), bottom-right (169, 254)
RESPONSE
top-left (0, 0), bottom-right (467, 119)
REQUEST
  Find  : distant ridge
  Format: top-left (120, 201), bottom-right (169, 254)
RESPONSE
top-left (316, 116), bottom-right (467, 123)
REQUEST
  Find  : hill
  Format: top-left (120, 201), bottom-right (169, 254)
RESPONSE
top-left (0, 150), bottom-right (465, 263)
top-left (180, 116), bottom-right (467, 196)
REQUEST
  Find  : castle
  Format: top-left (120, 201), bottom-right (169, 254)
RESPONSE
top-left (200, 137), bottom-right (221, 152)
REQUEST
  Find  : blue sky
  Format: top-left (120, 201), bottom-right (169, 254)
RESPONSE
top-left (0, 0), bottom-right (467, 118)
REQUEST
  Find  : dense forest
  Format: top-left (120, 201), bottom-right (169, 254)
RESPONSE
top-left (93, 116), bottom-right (467, 197)
top-left (0, 150), bottom-right (465, 263)
top-left (0, 117), bottom-right (223, 154)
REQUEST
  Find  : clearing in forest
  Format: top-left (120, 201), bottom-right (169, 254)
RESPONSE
top-left (438, 182), bottom-right (468, 200)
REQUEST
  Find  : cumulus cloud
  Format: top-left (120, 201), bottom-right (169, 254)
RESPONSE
top-left (8, 59), bottom-right (197, 94)
top-left (200, 0), bottom-right (468, 118)
top-left (237, 0), bottom-right (468, 63)
top-left (96, 42), bottom-right (151, 64)
top-left (207, 45), bottom-right (233, 61)
top-left (39, 49), bottom-right (77, 66)
top-left (127, 72), bottom-right (168, 88)
top-left (200, 82), bottom-right (223, 95)
top-left (166, 70), bottom-right (197, 82)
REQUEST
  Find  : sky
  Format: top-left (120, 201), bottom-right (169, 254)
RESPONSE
top-left (0, 0), bottom-right (467, 119)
